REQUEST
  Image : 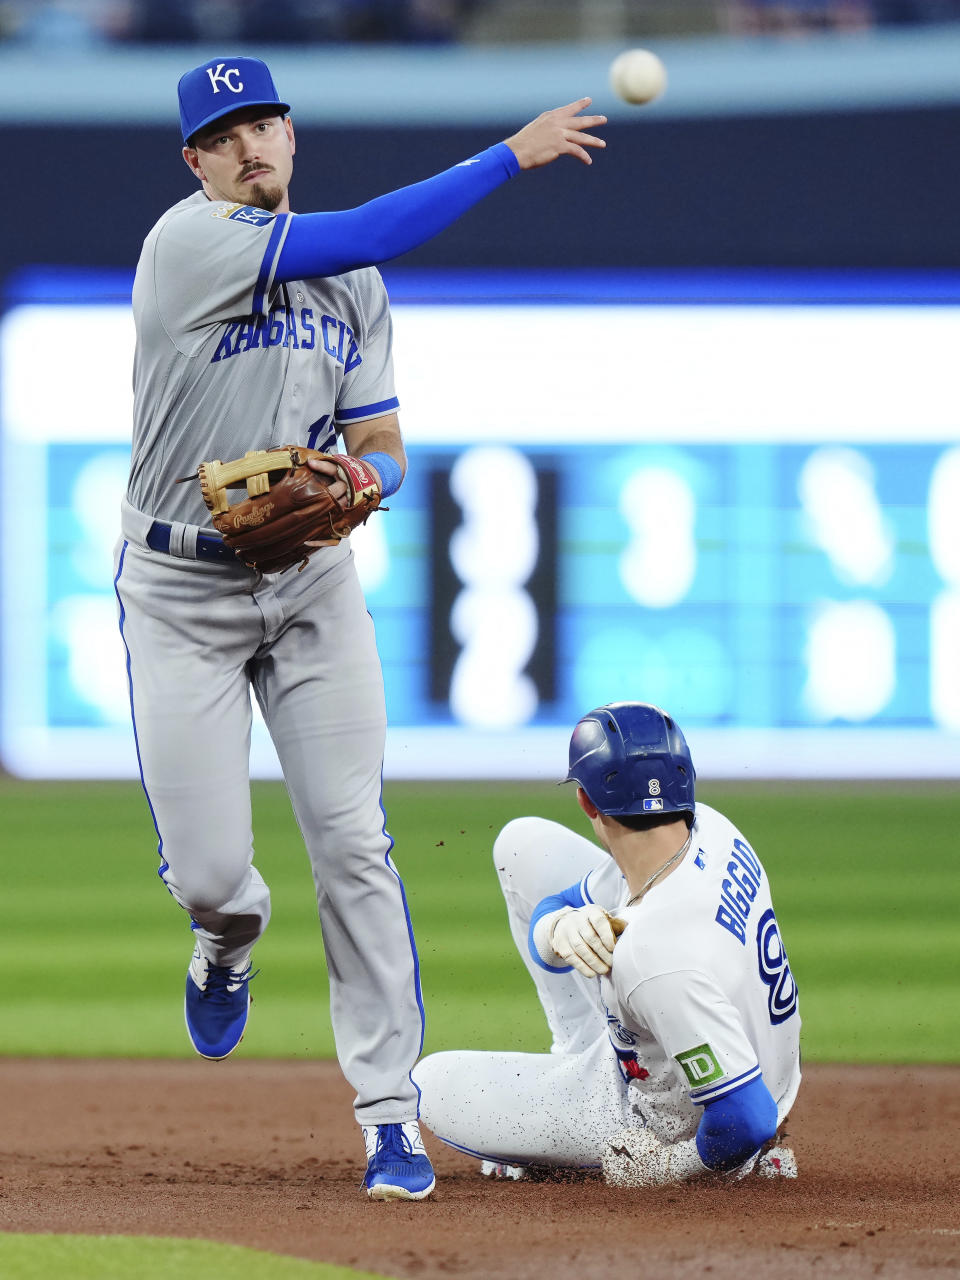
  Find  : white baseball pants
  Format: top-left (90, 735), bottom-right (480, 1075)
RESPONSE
top-left (415, 817), bottom-right (634, 1167)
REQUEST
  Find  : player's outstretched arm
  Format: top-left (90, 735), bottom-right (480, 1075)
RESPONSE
top-left (273, 102), bottom-right (607, 281)
top-left (504, 98), bottom-right (608, 169)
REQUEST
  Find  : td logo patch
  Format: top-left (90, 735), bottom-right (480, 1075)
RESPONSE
top-left (675, 1043), bottom-right (724, 1087)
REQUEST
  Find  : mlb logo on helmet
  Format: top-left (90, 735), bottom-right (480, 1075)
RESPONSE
top-left (178, 56), bottom-right (291, 144)
top-left (642, 798), bottom-right (664, 811)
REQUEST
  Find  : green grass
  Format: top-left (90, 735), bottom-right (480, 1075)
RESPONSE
top-left (0, 1235), bottom-right (387, 1280)
top-left (1, 778), bottom-right (957, 1063)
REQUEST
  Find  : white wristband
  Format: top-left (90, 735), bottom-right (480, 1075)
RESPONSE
top-left (532, 907), bottom-right (574, 967)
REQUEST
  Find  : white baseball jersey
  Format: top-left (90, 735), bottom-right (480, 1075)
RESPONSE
top-left (588, 803), bottom-right (801, 1142)
top-left (128, 193), bottom-right (398, 524)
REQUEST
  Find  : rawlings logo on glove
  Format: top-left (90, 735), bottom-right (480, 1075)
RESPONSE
top-left (229, 503), bottom-right (276, 529)
top-left (186, 445), bottom-right (384, 575)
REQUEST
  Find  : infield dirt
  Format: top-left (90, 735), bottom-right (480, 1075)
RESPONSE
top-left (1, 1060), bottom-right (957, 1278)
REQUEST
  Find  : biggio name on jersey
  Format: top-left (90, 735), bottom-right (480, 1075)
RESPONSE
top-left (714, 838), bottom-right (764, 945)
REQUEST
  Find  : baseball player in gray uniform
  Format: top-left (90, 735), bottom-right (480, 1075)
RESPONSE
top-left (112, 55), bottom-right (605, 1201)
top-left (414, 703), bottom-right (801, 1185)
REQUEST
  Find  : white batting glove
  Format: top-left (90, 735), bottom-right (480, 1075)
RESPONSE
top-left (601, 1127), bottom-right (708, 1188)
top-left (543, 905), bottom-right (625, 978)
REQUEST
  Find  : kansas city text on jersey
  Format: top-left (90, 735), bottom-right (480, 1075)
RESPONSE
top-left (211, 306), bottom-right (362, 368)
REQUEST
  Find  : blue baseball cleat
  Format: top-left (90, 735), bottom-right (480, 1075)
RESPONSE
top-left (184, 944), bottom-right (255, 1060)
top-left (362, 1122), bottom-right (436, 1200)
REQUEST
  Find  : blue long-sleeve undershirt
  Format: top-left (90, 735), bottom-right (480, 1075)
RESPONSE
top-left (696, 1075), bottom-right (779, 1170)
top-left (275, 141), bottom-right (520, 280)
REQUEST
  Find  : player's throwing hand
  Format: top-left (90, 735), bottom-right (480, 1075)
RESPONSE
top-left (505, 98), bottom-right (608, 169)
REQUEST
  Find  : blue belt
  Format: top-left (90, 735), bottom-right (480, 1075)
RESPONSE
top-left (146, 520), bottom-right (238, 564)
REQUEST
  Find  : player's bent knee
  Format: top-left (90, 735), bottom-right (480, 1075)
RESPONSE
top-left (162, 862), bottom-right (253, 916)
top-left (492, 816), bottom-right (582, 903)
top-left (492, 816), bottom-right (553, 875)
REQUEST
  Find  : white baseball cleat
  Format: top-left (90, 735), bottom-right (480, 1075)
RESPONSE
top-left (480, 1159), bottom-right (526, 1180)
top-left (756, 1145), bottom-right (799, 1178)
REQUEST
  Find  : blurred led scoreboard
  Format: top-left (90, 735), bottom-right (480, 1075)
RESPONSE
top-left (3, 268), bottom-right (960, 779)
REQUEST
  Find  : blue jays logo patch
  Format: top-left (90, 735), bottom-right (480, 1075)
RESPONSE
top-left (211, 203), bottom-right (275, 226)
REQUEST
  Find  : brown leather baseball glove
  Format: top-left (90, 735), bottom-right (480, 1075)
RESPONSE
top-left (191, 445), bottom-right (383, 574)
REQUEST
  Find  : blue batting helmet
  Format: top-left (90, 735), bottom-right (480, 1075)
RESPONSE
top-left (564, 702), bottom-right (695, 818)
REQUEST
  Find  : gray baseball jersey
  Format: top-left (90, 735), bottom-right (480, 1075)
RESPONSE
top-left (115, 192), bottom-right (425, 1126)
top-left (127, 193), bottom-right (398, 524)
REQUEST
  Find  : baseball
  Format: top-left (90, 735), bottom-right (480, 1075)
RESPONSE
top-left (609, 48), bottom-right (667, 106)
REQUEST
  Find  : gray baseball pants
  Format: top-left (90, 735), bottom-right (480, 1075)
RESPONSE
top-left (114, 503), bottom-right (424, 1123)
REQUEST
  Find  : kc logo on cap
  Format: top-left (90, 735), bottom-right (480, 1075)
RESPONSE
top-left (178, 56), bottom-right (291, 144)
top-left (206, 63), bottom-right (245, 95)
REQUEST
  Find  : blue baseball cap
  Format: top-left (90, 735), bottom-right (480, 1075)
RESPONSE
top-left (178, 56), bottom-right (291, 145)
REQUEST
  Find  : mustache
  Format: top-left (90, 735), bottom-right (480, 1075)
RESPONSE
top-left (239, 163), bottom-right (274, 180)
